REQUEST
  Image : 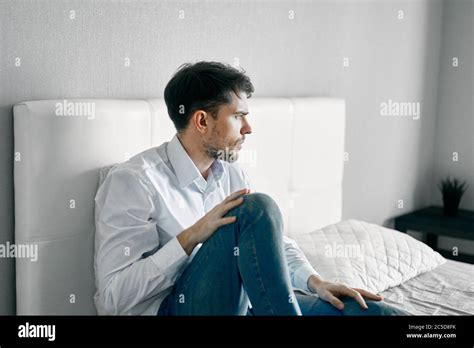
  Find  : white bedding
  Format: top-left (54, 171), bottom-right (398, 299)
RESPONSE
top-left (381, 259), bottom-right (474, 315)
top-left (294, 219), bottom-right (446, 294)
top-left (293, 219), bottom-right (473, 315)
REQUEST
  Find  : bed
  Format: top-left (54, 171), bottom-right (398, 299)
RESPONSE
top-left (12, 97), bottom-right (473, 315)
top-left (381, 259), bottom-right (474, 315)
top-left (291, 219), bottom-right (474, 316)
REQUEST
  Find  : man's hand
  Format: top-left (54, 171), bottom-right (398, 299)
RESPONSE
top-left (177, 188), bottom-right (250, 255)
top-left (307, 275), bottom-right (383, 310)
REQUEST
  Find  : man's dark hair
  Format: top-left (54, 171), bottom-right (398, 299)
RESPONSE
top-left (164, 61), bottom-right (254, 133)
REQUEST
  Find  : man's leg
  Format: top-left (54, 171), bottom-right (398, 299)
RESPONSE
top-left (158, 193), bottom-right (302, 316)
top-left (294, 291), bottom-right (409, 316)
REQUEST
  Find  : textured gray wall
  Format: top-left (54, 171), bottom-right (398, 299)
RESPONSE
top-left (0, 0), bottom-right (461, 314)
top-left (433, 0), bottom-right (474, 253)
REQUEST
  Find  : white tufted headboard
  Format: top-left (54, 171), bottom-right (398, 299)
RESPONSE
top-left (13, 97), bottom-right (345, 314)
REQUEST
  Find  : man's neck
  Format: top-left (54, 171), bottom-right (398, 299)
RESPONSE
top-left (176, 133), bottom-right (214, 181)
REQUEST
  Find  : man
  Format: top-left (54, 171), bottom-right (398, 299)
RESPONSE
top-left (94, 61), bottom-right (406, 316)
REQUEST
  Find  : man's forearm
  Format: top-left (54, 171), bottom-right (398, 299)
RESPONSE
top-left (177, 227), bottom-right (198, 256)
top-left (307, 274), bottom-right (325, 293)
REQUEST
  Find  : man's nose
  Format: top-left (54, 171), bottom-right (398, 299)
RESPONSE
top-left (241, 117), bottom-right (252, 135)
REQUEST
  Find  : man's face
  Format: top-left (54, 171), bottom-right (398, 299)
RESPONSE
top-left (202, 91), bottom-right (252, 162)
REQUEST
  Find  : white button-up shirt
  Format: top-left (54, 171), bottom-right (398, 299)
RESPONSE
top-left (94, 134), bottom-right (319, 315)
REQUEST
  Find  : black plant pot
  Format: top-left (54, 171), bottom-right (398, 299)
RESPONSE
top-left (442, 196), bottom-right (461, 217)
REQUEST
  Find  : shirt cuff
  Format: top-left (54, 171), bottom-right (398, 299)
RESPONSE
top-left (150, 236), bottom-right (189, 278)
top-left (293, 263), bottom-right (320, 293)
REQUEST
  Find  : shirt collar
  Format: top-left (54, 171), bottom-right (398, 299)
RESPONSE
top-left (209, 155), bottom-right (224, 182)
top-left (167, 134), bottom-right (224, 189)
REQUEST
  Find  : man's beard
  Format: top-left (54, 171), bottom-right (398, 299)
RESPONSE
top-left (203, 140), bottom-right (239, 162)
top-left (203, 141), bottom-right (222, 160)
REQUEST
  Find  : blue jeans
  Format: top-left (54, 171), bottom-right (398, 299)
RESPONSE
top-left (293, 292), bottom-right (408, 316)
top-left (157, 193), bottom-right (407, 316)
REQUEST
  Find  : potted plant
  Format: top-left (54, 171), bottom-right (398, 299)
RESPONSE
top-left (438, 176), bottom-right (468, 217)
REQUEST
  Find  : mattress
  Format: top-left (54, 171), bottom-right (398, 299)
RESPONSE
top-left (380, 259), bottom-right (474, 315)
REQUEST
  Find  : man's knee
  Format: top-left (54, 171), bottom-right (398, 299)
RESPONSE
top-left (240, 192), bottom-right (280, 216)
top-left (225, 192), bottom-right (283, 239)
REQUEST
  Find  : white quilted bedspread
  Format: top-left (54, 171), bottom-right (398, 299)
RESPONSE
top-left (292, 219), bottom-right (446, 294)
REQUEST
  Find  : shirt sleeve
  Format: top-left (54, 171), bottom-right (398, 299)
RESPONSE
top-left (283, 235), bottom-right (320, 292)
top-left (239, 167), bottom-right (320, 293)
top-left (94, 167), bottom-right (189, 315)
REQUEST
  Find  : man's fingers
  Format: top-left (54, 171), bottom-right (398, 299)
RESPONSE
top-left (344, 288), bottom-right (368, 309)
top-left (326, 294), bottom-right (344, 310)
top-left (218, 215), bottom-right (237, 227)
top-left (224, 188), bottom-right (249, 203)
top-left (221, 196), bottom-right (245, 215)
top-left (353, 288), bottom-right (384, 301)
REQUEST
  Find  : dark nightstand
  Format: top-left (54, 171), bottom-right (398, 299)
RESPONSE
top-left (394, 206), bottom-right (474, 264)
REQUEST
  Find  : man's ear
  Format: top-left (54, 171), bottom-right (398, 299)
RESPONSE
top-left (191, 110), bottom-right (209, 134)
